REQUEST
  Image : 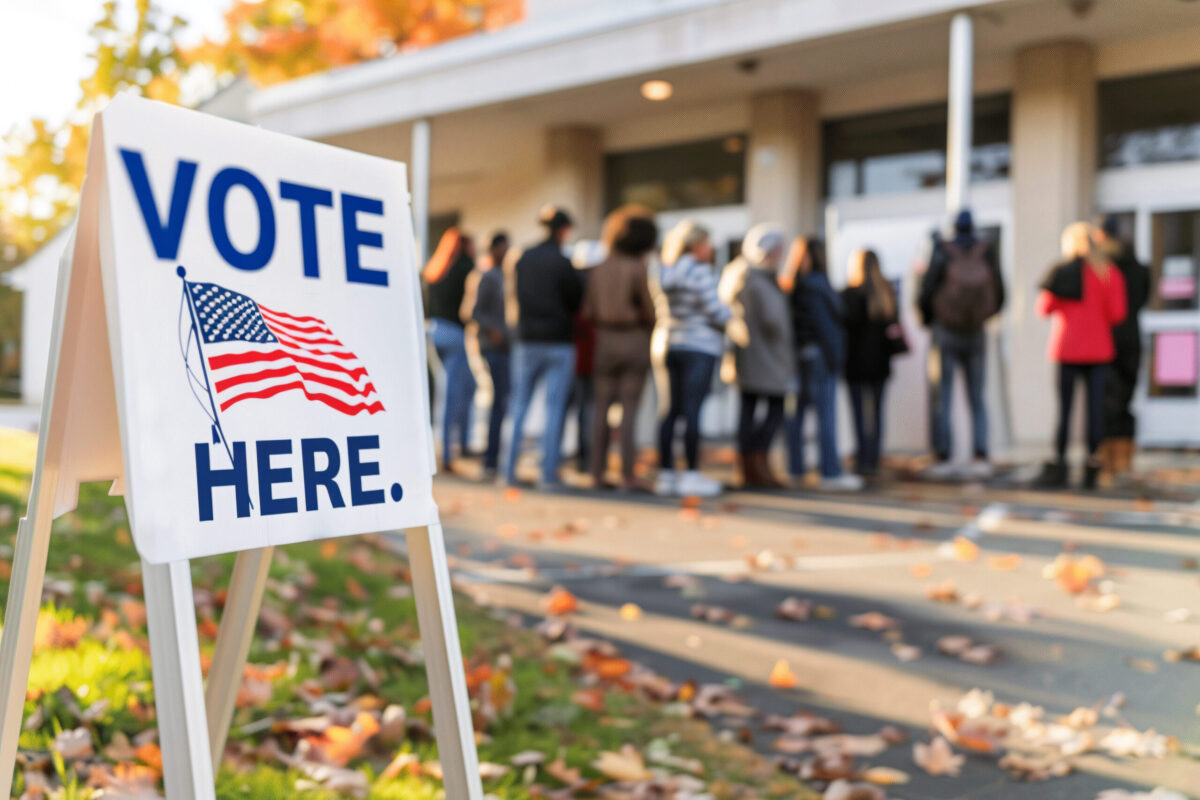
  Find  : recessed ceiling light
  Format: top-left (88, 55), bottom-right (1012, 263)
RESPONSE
top-left (640, 80), bottom-right (673, 101)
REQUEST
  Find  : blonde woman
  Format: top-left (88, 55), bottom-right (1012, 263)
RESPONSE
top-left (1034, 221), bottom-right (1127, 489)
top-left (841, 249), bottom-right (902, 478)
top-left (654, 221), bottom-right (731, 497)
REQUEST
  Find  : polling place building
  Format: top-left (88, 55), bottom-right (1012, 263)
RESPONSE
top-left (14, 0), bottom-right (1200, 457)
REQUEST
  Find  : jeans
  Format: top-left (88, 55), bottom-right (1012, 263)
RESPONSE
top-left (849, 380), bottom-right (887, 476)
top-left (569, 375), bottom-right (595, 472)
top-left (738, 392), bottom-right (785, 454)
top-left (658, 349), bottom-right (717, 471)
top-left (787, 346), bottom-right (842, 479)
top-left (930, 325), bottom-right (988, 462)
top-left (429, 318), bottom-right (476, 464)
top-left (1056, 362), bottom-right (1110, 461)
top-left (482, 351), bottom-right (510, 471)
top-left (504, 342), bottom-right (576, 485)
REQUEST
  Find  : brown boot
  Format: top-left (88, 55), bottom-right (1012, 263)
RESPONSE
top-left (756, 452), bottom-right (785, 489)
top-left (737, 452), bottom-right (753, 488)
top-left (1115, 437), bottom-right (1135, 474)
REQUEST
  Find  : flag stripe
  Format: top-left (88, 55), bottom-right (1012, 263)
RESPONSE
top-left (212, 363), bottom-right (378, 398)
top-left (257, 312), bottom-right (333, 336)
top-left (257, 305), bottom-right (328, 326)
top-left (219, 380), bottom-right (385, 415)
top-left (208, 348), bottom-right (369, 381)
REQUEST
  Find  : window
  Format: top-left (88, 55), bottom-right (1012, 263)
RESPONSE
top-left (1099, 67), bottom-right (1200, 169)
top-left (605, 135), bottom-right (747, 212)
top-left (1151, 210), bottom-right (1200, 312)
top-left (823, 95), bottom-right (1011, 199)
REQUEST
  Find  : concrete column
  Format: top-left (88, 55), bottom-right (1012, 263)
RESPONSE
top-left (748, 89), bottom-right (822, 236)
top-left (411, 118), bottom-right (432, 266)
top-left (1009, 41), bottom-right (1097, 447)
top-left (946, 13), bottom-right (974, 214)
top-left (544, 125), bottom-right (604, 239)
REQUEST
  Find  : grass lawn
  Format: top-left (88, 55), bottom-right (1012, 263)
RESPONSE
top-left (0, 428), bottom-right (814, 800)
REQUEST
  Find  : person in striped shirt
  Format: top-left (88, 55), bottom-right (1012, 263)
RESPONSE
top-left (654, 221), bottom-right (732, 498)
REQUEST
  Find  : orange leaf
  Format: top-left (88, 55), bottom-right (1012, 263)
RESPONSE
top-left (134, 743), bottom-right (163, 775)
top-left (951, 537), bottom-right (979, 562)
top-left (769, 659), bottom-right (798, 689)
top-left (571, 687), bottom-right (606, 712)
top-left (542, 586), bottom-right (578, 616)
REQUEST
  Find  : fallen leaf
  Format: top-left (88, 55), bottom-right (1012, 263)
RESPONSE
top-left (542, 587), bottom-right (578, 616)
top-left (988, 553), bottom-right (1021, 571)
top-left (952, 536), bottom-right (979, 562)
top-left (849, 612), bottom-right (898, 631)
top-left (913, 736), bottom-right (963, 776)
top-left (776, 596), bottom-right (812, 621)
top-left (891, 643), bottom-right (922, 662)
top-left (591, 745), bottom-right (652, 781)
top-left (618, 603), bottom-right (642, 621)
top-left (769, 659), bottom-right (799, 688)
top-left (860, 765), bottom-right (910, 785)
top-left (823, 779), bottom-right (886, 800)
top-left (52, 728), bottom-right (93, 761)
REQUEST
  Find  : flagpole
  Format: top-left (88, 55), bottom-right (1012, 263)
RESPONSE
top-left (177, 267), bottom-right (238, 472)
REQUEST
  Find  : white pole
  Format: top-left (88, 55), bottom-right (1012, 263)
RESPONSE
top-left (411, 118), bottom-right (432, 267)
top-left (946, 12), bottom-right (974, 214)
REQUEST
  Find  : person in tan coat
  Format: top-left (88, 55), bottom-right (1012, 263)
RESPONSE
top-left (582, 205), bottom-right (658, 490)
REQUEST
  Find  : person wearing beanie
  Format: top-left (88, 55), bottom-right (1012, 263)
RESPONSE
top-left (729, 224), bottom-right (794, 489)
top-left (917, 208), bottom-right (1005, 480)
top-left (502, 206), bottom-right (583, 488)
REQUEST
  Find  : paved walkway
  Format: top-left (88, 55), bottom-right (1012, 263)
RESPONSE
top-left (408, 475), bottom-right (1200, 798)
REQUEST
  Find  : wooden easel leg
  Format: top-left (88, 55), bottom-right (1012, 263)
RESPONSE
top-left (143, 559), bottom-right (216, 800)
top-left (205, 545), bottom-right (273, 770)
top-left (405, 523), bottom-right (483, 800)
top-left (0, 467), bottom-right (58, 798)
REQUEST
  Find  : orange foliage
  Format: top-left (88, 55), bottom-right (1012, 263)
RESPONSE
top-left (186, 0), bottom-right (526, 86)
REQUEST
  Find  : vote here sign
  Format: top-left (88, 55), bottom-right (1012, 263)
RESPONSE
top-left (92, 94), bottom-right (437, 563)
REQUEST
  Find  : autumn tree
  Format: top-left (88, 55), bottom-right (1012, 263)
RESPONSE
top-left (186, 0), bottom-right (524, 86)
top-left (0, 0), bottom-right (186, 392)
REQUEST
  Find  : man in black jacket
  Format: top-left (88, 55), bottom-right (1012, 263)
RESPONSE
top-left (502, 206), bottom-right (583, 488)
top-left (917, 209), bottom-right (1006, 479)
top-left (1094, 215), bottom-right (1151, 477)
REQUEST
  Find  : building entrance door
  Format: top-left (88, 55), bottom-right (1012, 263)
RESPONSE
top-left (1098, 167), bottom-right (1200, 448)
top-left (826, 187), bottom-right (1013, 460)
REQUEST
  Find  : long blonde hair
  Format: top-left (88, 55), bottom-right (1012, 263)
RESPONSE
top-left (661, 220), bottom-right (710, 267)
top-left (1061, 221), bottom-right (1095, 261)
top-left (847, 249), bottom-right (896, 320)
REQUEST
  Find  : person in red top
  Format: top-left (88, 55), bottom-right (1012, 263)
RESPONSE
top-left (1034, 222), bottom-right (1127, 489)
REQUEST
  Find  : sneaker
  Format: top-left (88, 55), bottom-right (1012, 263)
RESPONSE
top-left (964, 459), bottom-right (994, 481)
top-left (923, 460), bottom-right (959, 481)
top-left (677, 470), bottom-right (722, 498)
top-left (655, 470), bottom-right (679, 497)
top-left (820, 474), bottom-right (864, 492)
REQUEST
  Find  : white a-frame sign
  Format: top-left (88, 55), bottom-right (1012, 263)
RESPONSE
top-left (0, 94), bottom-right (483, 800)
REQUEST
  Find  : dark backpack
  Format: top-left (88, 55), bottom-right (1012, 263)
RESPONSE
top-left (933, 241), bottom-right (997, 333)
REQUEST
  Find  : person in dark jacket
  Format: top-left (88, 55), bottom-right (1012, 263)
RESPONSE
top-left (583, 206), bottom-right (658, 490)
top-left (462, 232), bottom-right (511, 479)
top-left (424, 228), bottom-right (477, 471)
top-left (502, 206), bottom-right (583, 488)
top-left (781, 237), bottom-right (861, 491)
top-left (1034, 222), bottom-right (1128, 490)
top-left (842, 249), bottom-right (901, 478)
top-left (917, 209), bottom-right (1005, 480)
top-left (1094, 215), bottom-right (1151, 479)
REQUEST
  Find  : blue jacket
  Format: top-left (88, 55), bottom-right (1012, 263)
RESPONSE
top-left (793, 271), bottom-right (845, 371)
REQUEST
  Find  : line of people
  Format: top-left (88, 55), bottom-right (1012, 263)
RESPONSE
top-left (422, 204), bottom-right (1148, 496)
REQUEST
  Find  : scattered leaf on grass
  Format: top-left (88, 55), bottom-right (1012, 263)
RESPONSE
top-left (913, 736), bottom-right (963, 776)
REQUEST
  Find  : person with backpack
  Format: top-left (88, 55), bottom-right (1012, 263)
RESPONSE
top-left (842, 249), bottom-right (904, 479)
top-left (1034, 222), bottom-right (1127, 490)
top-left (917, 209), bottom-right (1005, 480)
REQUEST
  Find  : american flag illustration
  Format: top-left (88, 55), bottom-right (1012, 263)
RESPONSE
top-left (177, 272), bottom-right (384, 447)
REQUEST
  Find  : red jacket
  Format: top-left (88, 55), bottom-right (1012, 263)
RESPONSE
top-left (1037, 263), bottom-right (1127, 364)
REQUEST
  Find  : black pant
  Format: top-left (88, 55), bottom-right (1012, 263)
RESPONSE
top-left (737, 391), bottom-right (785, 455)
top-left (658, 350), bottom-right (717, 471)
top-left (1103, 343), bottom-right (1141, 439)
top-left (1055, 362), bottom-right (1109, 462)
top-left (849, 379), bottom-right (887, 476)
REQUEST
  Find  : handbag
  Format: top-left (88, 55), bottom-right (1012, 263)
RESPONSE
top-left (884, 320), bottom-right (910, 356)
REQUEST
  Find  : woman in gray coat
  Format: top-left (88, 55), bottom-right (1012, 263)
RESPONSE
top-left (732, 224), bottom-right (794, 488)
